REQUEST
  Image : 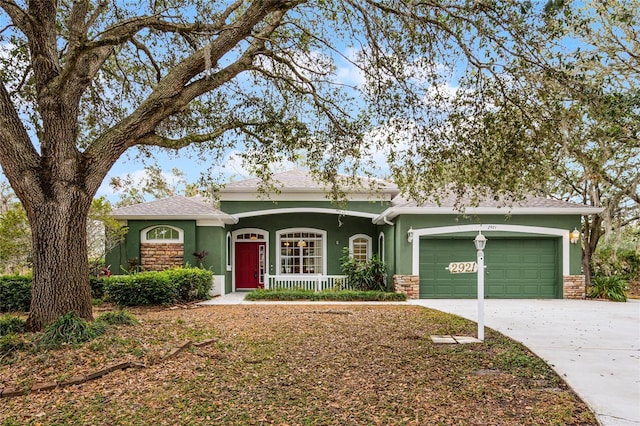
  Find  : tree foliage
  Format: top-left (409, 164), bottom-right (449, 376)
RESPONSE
top-left (109, 166), bottom-right (200, 207)
top-left (0, 0), bottom-right (634, 328)
top-left (538, 0), bottom-right (639, 280)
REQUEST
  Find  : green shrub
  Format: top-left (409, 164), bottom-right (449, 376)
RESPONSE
top-left (588, 275), bottom-right (628, 302)
top-left (103, 268), bottom-right (213, 307)
top-left (104, 272), bottom-right (177, 306)
top-left (0, 315), bottom-right (25, 337)
top-left (592, 247), bottom-right (639, 281)
top-left (245, 289), bottom-right (406, 301)
top-left (0, 275), bottom-right (107, 312)
top-left (164, 268), bottom-right (213, 302)
top-left (95, 310), bottom-right (139, 326)
top-left (89, 276), bottom-right (107, 300)
top-left (340, 248), bottom-right (388, 291)
top-left (0, 275), bottom-right (32, 313)
top-left (35, 312), bottom-right (105, 349)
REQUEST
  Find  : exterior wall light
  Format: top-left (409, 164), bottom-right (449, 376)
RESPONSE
top-left (570, 228), bottom-right (581, 244)
top-left (474, 231), bottom-right (487, 251)
top-left (407, 226), bottom-right (414, 243)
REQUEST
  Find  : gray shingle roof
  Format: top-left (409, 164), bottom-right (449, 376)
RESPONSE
top-left (111, 195), bottom-right (234, 222)
top-left (371, 190), bottom-right (602, 224)
top-left (221, 169), bottom-right (398, 193)
top-left (391, 192), bottom-right (594, 210)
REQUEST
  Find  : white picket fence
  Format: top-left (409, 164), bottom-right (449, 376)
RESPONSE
top-left (265, 275), bottom-right (353, 292)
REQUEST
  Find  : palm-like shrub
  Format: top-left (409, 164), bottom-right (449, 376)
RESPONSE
top-left (588, 275), bottom-right (628, 302)
top-left (340, 248), bottom-right (388, 292)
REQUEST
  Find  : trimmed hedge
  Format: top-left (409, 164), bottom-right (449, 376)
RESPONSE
top-left (245, 289), bottom-right (407, 302)
top-left (103, 272), bottom-right (176, 306)
top-left (167, 268), bottom-right (213, 301)
top-left (0, 268), bottom-right (214, 312)
top-left (0, 275), bottom-right (107, 313)
top-left (103, 268), bottom-right (213, 306)
top-left (0, 275), bottom-right (32, 312)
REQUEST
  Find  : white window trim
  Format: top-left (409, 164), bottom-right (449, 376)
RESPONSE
top-left (276, 228), bottom-right (327, 275)
top-left (349, 234), bottom-right (372, 260)
top-left (225, 232), bottom-right (232, 271)
top-left (378, 232), bottom-right (385, 262)
top-left (232, 228), bottom-right (268, 242)
top-left (141, 225), bottom-right (184, 243)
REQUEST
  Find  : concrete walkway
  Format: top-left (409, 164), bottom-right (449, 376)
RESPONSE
top-left (410, 299), bottom-right (640, 426)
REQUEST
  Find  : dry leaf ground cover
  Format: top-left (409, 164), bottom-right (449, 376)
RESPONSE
top-left (1, 305), bottom-right (596, 425)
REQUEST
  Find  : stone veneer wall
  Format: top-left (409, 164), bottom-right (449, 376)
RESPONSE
top-left (563, 275), bottom-right (585, 299)
top-left (140, 243), bottom-right (184, 271)
top-left (393, 275), bottom-right (419, 299)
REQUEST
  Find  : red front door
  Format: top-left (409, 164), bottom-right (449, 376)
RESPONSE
top-left (235, 242), bottom-right (265, 289)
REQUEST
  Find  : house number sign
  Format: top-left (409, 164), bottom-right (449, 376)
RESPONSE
top-left (446, 262), bottom-right (478, 273)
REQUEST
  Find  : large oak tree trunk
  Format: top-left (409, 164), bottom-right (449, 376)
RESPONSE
top-left (24, 192), bottom-right (93, 331)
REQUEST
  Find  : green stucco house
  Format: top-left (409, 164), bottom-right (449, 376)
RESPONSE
top-left (106, 170), bottom-right (601, 299)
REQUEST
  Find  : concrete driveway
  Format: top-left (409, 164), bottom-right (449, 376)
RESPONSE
top-left (410, 299), bottom-right (640, 426)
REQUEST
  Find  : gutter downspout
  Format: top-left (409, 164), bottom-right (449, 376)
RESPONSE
top-left (382, 216), bottom-right (395, 226)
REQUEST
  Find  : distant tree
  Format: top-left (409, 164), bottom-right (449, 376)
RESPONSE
top-left (541, 0), bottom-right (639, 282)
top-left (546, 91), bottom-right (639, 283)
top-left (0, 198), bottom-right (31, 274)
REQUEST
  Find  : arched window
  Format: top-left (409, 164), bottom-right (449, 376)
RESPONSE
top-left (141, 225), bottom-right (184, 243)
top-left (349, 234), bottom-right (372, 262)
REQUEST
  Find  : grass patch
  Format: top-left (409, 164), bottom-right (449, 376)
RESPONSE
top-left (245, 289), bottom-right (407, 301)
top-left (95, 310), bottom-right (139, 326)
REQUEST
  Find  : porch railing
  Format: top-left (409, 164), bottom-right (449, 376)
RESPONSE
top-left (265, 274), bottom-right (353, 292)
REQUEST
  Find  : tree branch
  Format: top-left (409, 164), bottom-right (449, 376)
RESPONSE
top-left (0, 83), bottom-right (42, 203)
top-left (130, 37), bottom-right (162, 83)
top-left (83, 5), bottom-right (292, 195)
top-left (137, 122), bottom-right (243, 149)
top-left (0, 0), bottom-right (29, 33)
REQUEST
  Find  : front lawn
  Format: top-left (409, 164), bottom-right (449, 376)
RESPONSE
top-left (0, 305), bottom-right (596, 425)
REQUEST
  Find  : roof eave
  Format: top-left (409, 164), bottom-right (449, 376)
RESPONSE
top-left (373, 206), bottom-right (604, 224)
top-left (111, 214), bottom-right (238, 224)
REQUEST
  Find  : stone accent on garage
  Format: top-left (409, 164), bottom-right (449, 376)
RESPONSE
top-left (393, 274), bottom-right (419, 299)
top-left (563, 275), bottom-right (585, 299)
top-left (141, 243), bottom-right (184, 271)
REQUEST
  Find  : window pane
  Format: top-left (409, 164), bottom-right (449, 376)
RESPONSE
top-left (280, 231), bottom-right (323, 274)
top-left (146, 226), bottom-right (179, 241)
top-left (352, 237), bottom-right (369, 262)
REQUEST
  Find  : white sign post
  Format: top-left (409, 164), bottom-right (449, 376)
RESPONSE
top-left (474, 231), bottom-right (487, 342)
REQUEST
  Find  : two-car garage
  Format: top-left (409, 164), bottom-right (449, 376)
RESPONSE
top-left (418, 237), bottom-right (560, 299)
